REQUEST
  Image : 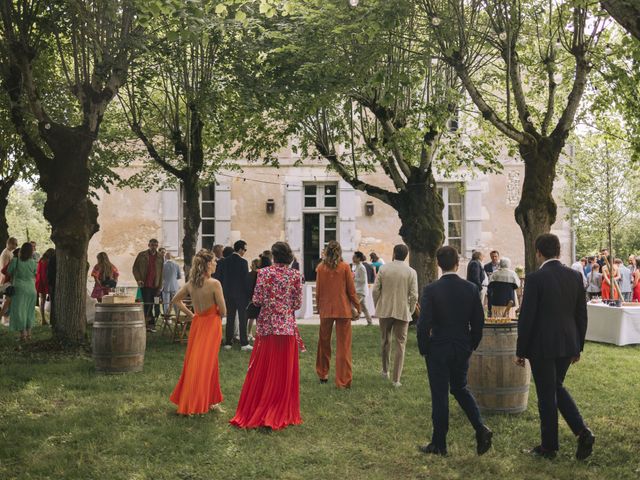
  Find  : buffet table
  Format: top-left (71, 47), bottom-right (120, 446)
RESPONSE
top-left (586, 303), bottom-right (640, 346)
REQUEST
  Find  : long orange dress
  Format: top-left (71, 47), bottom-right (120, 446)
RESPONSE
top-left (170, 304), bottom-right (223, 414)
top-left (601, 273), bottom-right (619, 300)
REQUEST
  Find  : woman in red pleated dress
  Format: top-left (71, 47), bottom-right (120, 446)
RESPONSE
top-left (230, 241), bottom-right (303, 430)
top-left (170, 250), bottom-right (226, 415)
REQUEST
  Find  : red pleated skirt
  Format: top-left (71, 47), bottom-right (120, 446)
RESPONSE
top-left (230, 334), bottom-right (302, 430)
top-left (170, 305), bottom-right (223, 414)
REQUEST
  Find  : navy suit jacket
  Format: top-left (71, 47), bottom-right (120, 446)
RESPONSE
top-left (516, 260), bottom-right (588, 359)
top-left (416, 274), bottom-right (484, 356)
top-left (466, 259), bottom-right (485, 289)
top-left (218, 253), bottom-right (250, 303)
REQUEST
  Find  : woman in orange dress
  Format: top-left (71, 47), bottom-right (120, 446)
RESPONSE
top-left (170, 250), bottom-right (226, 415)
top-left (601, 265), bottom-right (619, 300)
top-left (230, 242), bottom-right (303, 430)
top-left (315, 240), bottom-right (360, 389)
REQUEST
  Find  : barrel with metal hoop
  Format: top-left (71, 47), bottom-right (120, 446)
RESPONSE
top-left (468, 322), bottom-right (531, 414)
top-left (92, 303), bottom-right (146, 374)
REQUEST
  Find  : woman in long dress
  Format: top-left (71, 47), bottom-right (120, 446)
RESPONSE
top-left (35, 248), bottom-right (54, 325)
top-left (170, 250), bottom-right (226, 415)
top-left (7, 243), bottom-right (37, 342)
top-left (230, 241), bottom-right (303, 430)
top-left (601, 265), bottom-right (618, 300)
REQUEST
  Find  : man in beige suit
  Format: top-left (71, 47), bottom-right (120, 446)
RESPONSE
top-left (373, 244), bottom-right (418, 387)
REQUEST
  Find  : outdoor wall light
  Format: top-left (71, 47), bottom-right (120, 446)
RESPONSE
top-left (365, 200), bottom-right (374, 216)
top-left (266, 198), bottom-right (275, 214)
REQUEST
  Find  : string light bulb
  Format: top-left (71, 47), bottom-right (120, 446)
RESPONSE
top-left (498, 32), bottom-right (507, 41)
top-left (553, 72), bottom-right (563, 84)
top-left (431, 17), bottom-right (441, 26)
top-left (349, 0), bottom-right (359, 6)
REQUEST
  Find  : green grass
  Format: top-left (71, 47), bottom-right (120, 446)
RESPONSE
top-left (1, 324), bottom-right (639, 480)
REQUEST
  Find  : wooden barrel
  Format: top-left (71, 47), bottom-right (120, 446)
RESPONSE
top-left (468, 323), bottom-right (531, 414)
top-left (92, 303), bottom-right (146, 374)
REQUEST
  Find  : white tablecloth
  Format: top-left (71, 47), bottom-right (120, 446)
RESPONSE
top-left (586, 303), bottom-right (640, 346)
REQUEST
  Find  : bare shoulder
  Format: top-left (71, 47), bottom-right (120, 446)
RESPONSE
top-left (206, 277), bottom-right (222, 288)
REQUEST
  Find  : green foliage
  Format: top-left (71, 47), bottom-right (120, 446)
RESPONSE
top-left (561, 119), bottom-right (640, 258)
top-left (6, 184), bottom-right (53, 250)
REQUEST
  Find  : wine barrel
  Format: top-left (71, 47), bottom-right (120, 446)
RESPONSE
top-left (468, 323), bottom-right (531, 414)
top-left (92, 303), bottom-right (146, 374)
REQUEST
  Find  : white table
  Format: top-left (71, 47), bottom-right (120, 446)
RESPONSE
top-left (586, 303), bottom-right (640, 346)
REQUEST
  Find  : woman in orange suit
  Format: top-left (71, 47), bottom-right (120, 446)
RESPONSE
top-left (170, 250), bottom-right (226, 415)
top-left (315, 240), bottom-right (360, 388)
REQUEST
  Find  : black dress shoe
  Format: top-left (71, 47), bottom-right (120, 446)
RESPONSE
top-left (528, 445), bottom-right (557, 459)
top-left (319, 378), bottom-right (328, 384)
top-left (476, 426), bottom-right (493, 455)
top-left (418, 443), bottom-right (447, 456)
top-left (576, 428), bottom-right (595, 460)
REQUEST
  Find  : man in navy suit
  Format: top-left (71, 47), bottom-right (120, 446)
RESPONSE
top-left (416, 246), bottom-right (492, 456)
top-left (219, 240), bottom-right (252, 351)
top-left (516, 233), bottom-right (594, 460)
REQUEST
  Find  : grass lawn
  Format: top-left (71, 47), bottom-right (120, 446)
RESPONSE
top-left (1, 324), bottom-right (639, 480)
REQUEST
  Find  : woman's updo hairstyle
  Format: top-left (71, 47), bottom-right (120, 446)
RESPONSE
top-left (271, 241), bottom-right (294, 265)
top-left (189, 249), bottom-right (215, 288)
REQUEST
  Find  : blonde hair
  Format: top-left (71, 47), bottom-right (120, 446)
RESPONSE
top-left (189, 250), bottom-right (214, 288)
top-left (324, 240), bottom-right (342, 270)
top-left (96, 252), bottom-right (115, 281)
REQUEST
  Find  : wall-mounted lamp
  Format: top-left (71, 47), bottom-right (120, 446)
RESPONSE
top-left (365, 200), bottom-right (374, 216)
top-left (266, 198), bottom-right (275, 214)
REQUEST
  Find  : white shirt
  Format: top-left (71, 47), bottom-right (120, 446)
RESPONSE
top-left (571, 261), bottom-right (588, 288)
top-left (0, 248), bottom-right (13, 284)
top-left (354, 263), bottom-right (368, 297)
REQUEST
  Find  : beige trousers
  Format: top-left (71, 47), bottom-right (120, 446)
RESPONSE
top-left (357, 294), bottom-right (372, 323)
top-left (379, 317), bottom-right (409, 383)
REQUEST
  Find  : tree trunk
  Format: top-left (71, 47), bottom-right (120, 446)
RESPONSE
top-left (0, 178), bottom-right (15, 249)
top-left (601, 0), bottom-right (640, 41)
top-left (181, 173), bottom-right (201, 279)
top-left (40, 127), bottom-right (98, 346)
top-left (514, 138), bottom-right (561, 274)
top-left (393, 175), bottom-right (445, 296)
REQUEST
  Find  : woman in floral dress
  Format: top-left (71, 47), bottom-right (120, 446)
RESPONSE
top-left (230, 241), bottom-right (303, 430)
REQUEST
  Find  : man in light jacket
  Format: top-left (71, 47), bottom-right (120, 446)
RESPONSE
top-left (373, 244), bottom-right (418, 387)
top-left (162, 251), bottom-right (182, 316)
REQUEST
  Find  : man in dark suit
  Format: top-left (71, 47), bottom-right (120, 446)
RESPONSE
top-left (516, 233), bottom-right (594, 460)
top-left (483, 249), bottom-right (500, 277)
top-left (416, 246), bottom-right (492, 456)
top-left (220, 240), bottom-right (252, 351)
top-left (466, 250), bottom-right (486, 293)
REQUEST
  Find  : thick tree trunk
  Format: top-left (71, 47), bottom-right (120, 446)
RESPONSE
top-left (601, 0), bottom-right (640, 40)
top-left (41, 127), bottom-right (98, 346)
top-left (0, 178), bottom-right (15, 249)
top-left (393, 176), bottom-right (445, 296)
top-left (514, 138), bottom-right (561, 274)
top-left (181, 173), bottom-right (201, 279)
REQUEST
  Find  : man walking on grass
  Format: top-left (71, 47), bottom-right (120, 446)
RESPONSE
top-left (416, 246), bottom-right (492, 456)
top-left (516, 233), bottom-right (594, 460)
top-left (373, 244), bottom-right (418, 387)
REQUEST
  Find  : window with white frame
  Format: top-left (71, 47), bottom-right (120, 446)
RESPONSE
top-left (181, 184), bottom-right (216, 251)
top-left (438, 184), bottom-right (463, 254)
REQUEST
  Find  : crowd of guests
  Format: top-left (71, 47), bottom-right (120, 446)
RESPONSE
top-left (466, 249), bottom-right (521, 315)
top-left (572, 249), bottom-right (640, 302)
top-left (167, 234), bottom-right (595, 462)
top-left (0, 237), bottom-right (54, 341)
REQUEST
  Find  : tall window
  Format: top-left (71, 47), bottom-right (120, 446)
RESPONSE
top-left (201, 185), bottom-right (216, 250)
top-left (438, 184), bottom-right (463, 254)
top-left (181, 184), bottom-right (216, 251)
top-left (302, 182), bottom-right (339, 281)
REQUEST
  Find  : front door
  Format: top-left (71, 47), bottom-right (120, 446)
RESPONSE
top-left (303, 212), bottom-right (338, 281)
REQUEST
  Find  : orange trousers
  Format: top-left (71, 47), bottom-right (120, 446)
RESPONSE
top-left (316, 318), bottom-right (352, 388)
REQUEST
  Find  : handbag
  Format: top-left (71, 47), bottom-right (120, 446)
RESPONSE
top-left (246, 302), bottom-right (261, 319)
top-left (135, 287), bottom-right (143, 302)
top-left (4, 285), bottom-right (15, 297)
top-left (102, 278), bottom-right (117, 289)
